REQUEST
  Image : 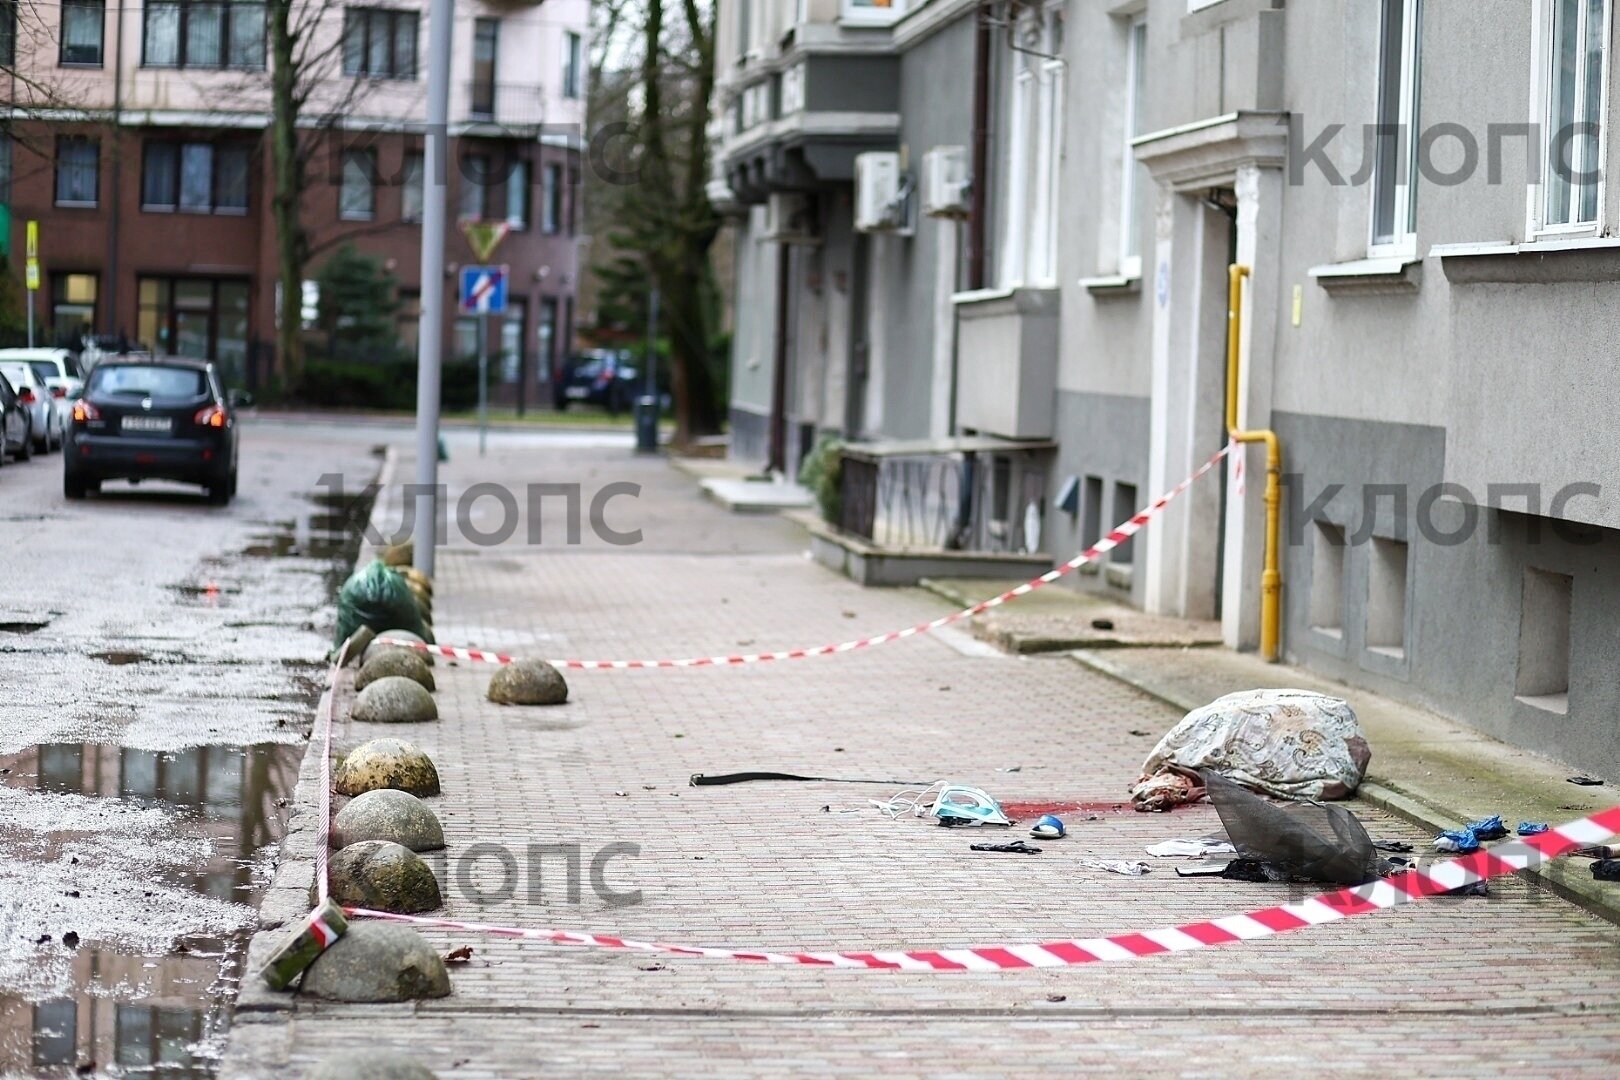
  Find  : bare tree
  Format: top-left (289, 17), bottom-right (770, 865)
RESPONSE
top-left (265, 0), bottom-right (381, 391)
top-left (593, 0), bottom-right (725, 445)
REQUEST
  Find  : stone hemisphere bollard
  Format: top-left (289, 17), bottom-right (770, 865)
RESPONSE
top-left (355, 649), bottom-right (436, 693)
top-left (352, 676), bottom-right (438, 723)
top-left (364, 629), bottom-right (433, 667)
top-left (334, 738), bottom-right (441, 797)
top-left (334, 788), bottom-right (446, 852)
top-left (487, 658), bottom-right (569, 706)
top-left (299, 921), bottom-right (451, 1003)
top-left (325, 840), bottom-right (442, 913)
top-left (306, 1050), bottom-right (440, 1080)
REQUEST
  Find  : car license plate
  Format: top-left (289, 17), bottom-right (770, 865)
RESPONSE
top-left (121, 416), bottom-right (173, 434)
top-left (564, 387), bottom-right (589, 399)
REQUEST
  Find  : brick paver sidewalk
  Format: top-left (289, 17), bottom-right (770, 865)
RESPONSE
top-left (224, 433), bottom-right (1620, 1078)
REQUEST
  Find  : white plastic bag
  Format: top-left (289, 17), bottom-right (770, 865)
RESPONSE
top-left (1131, 689), bottom-right (1372, 808)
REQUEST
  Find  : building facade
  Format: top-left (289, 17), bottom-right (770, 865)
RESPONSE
top-left (1, 0), bottom-right (588, 403)
top-left (713, 0), bottom-right (1620, 778)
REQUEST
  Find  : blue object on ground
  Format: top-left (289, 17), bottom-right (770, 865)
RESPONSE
top-left (1434, 827), bottom-right (1480, 853)
top-left (1030, 814), bottom-right (1066, 839)
top-left (1465, 815), bottom-right (1508, 841)
top-left (1517, 822), bottom-right (1550, 836)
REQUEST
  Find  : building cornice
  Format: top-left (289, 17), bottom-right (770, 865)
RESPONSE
top-left (1133, 110), bottom-right (1289, 192)
top-left (893, 0), bottom-right (980, 50)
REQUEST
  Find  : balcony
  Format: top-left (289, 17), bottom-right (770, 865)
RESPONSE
top-left (718, 50), bottom-right (900, 203)
top-left (459, 81), bottom-right (557, 136)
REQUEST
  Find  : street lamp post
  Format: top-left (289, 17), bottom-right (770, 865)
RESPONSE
top-left (413, 0), bottom-right (456, 579)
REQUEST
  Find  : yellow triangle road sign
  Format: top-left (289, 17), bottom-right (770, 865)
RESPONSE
top-left (461, 220), bottom-right (510, 262)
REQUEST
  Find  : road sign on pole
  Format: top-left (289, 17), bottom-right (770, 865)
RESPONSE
top-left (460, 220), bottom-right (510, 262)
top-left (25, 220), bottom-right (39, 347)
top-left (458, 265), bottom-right (509, 315)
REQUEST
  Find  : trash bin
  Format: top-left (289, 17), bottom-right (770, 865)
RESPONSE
top-left (634, 395), bottom-right (660, 453)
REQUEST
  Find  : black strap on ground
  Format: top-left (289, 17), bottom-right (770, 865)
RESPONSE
top-left (690, 771), bottom-right (930, 787)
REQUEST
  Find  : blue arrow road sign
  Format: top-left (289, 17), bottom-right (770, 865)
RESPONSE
top-left (459, 265), bottom-right (509, 315)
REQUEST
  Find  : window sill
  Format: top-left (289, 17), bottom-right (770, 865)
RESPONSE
top-left (340, 214), bottom-right (376, 223)
top-left (54, 202), bottom-right (98, 210)
top-left (145, 205), bottom-right (249, 216)
top-left (1078, 273), bottom-right (1141, 296)
top-left (1516, 691), bottom-right (1569, 716)
top-left (1432, 237), bottom-right (1620, 285)
top-left (59, 61), bottom-right (105, 70)
top-left (1307, 256), bottom-right (1421, 296)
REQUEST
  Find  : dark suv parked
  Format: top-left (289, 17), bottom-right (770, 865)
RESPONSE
top-left (65, 357), bottom-right (247, 503)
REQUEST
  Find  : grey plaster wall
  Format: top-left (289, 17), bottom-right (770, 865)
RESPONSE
top-left (1047, 390), bottom-right (1152, 604)
top-left (1276, 411), bottom-right (1620, 778)
top-left (805, 55), bottom-right (902, 113)
top-left (728, 205), bottom-right (778, 418)
top-left (859, 13), bottom-right (977, 440)
top-left (730, 405), bottom-right (770, 466)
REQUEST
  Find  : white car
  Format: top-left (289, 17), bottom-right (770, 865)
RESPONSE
top-left (0, 361), bottom-right (64, 453)
top-left (0, 348), bottom-right (84, 405)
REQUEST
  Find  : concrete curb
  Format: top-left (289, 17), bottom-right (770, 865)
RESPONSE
top-left (235, 443), bottom-right (397, 1019)
top-left (915, 578), bottom-right (1224, 653)
top-left (1066, 648), bottom-right (1620, 928)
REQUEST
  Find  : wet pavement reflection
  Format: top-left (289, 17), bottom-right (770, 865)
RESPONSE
top-left (0, 423), bottom-right (377, 1078)
top-left (0, 744), bottom-right (299, 1077)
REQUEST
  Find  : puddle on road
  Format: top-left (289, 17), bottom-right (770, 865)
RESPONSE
top-left (0, 477), bottom-right (373, 1078)
top-left (0, 743), bottom-right (301, 1077)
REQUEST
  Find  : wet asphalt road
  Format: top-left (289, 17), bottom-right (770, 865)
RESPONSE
top-left (0, 419), bottom-right (382, 1077)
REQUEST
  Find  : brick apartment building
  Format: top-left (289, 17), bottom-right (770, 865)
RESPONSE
top-left (0, 0), bottom-right (588, 405)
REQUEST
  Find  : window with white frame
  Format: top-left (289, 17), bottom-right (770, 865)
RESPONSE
top-left (1117, 17), bottom-right (1147, 278)
top-left (340, 149), bottom-right (376, 220)
top-left (506, 160), bottom-right (529, 229)
top-left (1535, 0), bottom-right (1611, 233)
top-left (541, 162), bottom-right (562, 234)
top-left (1371, 0), bottom-right (1422, 254)
top-left (342, 7), bottom-right (418, 80)
top-left (55, 137), bottom-right (99, 207)
top-left (1000, 1), bottom-right (1064, 290)
top-left (61, 0), bottom-right (105, 66)
top-left (142, 0), bottom-right (266, 70)
top-left (141, 140), bottom-right (250, 213)
top-left (401, 151), bottom-right (424, 221)
top-left (842, 0), bottom-right (906, 28)
top-left (562, 31), bottom-right (582, 99)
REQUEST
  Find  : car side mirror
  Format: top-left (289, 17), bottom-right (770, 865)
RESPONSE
top-left (228, 389), bottom-right (254, 408)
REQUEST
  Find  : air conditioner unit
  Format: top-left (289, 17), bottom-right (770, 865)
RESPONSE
top-left (920, 145), bottom-right (970, 219)
top-left (854, 151), bottom-right (911, 235)
top-left (763, 192), bottom-right (818, 244)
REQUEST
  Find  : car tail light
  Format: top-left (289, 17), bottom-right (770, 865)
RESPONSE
top-left (18, 389), bottom-right (35, 405)
top-left (195, 404), bottom-right (228, 428)
top-left (51, 386), bottom-right (67, 399)
top-left (72, 399), bottom-right (100, 422)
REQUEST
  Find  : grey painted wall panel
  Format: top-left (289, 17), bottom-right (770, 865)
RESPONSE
top-left (1275, 411), bottom-right (1620, 778)
top-left (1048, 390), bottom-right (1153, 604)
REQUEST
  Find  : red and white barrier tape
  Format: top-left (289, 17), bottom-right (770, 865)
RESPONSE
top-left (377, 444), bottom-right (1233, 669)
top-left (314, 636), bottom-right (359, 906)
top-left (341, 807), bottom-right (1620, 970)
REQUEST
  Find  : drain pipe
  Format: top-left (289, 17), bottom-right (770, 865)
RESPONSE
top-left (1225, 264), bottom-right (1282, 662)
top-left (966, 5), bottom-right (991, 290)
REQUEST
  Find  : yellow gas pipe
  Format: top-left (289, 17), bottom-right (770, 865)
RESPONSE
top-left (1225, 264), bottom-right (1282, 662)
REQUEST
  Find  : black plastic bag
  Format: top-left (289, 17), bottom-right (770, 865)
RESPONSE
top-left (1201, 770), bottom-right (1381, 886)
top-left (334, 559), bottom-right (433, 648)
